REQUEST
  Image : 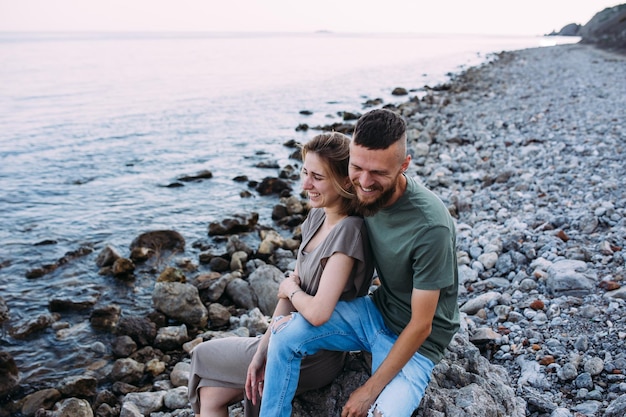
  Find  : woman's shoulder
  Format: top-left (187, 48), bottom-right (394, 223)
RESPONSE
top-left (332, 215), bottom-right (366, 238)
top-left (339, 214), bottom-right (365, 228)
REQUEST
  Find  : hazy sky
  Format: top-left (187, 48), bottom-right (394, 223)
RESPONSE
top-left (0, 0), bottom-right (620, 35)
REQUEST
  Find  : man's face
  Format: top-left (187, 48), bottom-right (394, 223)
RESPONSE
top-left (348, 142), bottom-right (409, 216)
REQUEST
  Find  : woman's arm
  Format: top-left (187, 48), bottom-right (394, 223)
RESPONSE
top-left (245, 294), bottom-right (297, 404)
top-left (278, 252), bottom-right (354, 326)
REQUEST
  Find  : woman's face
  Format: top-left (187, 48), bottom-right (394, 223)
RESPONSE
top-left (301, 152), bottom-right (343, 211)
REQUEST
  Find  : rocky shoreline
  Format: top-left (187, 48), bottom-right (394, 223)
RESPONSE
top-left (1, 42), bottom-right (625, 417)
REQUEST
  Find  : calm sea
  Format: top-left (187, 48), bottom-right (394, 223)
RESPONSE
top-left (0, 32), bottom-right (576, 387)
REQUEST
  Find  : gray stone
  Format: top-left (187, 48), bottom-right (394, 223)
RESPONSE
top-left (152, 282), bottom-right (208, 328)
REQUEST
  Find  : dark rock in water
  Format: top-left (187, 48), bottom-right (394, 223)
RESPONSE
top-left (90, 304), bottom-right (121, 331)
top-left (177, 169), bottom-right (213, 182)
top-left (25, 263), bottom-right (58, 278)
top-left (209, 256), bottom-right (230, 272)
top-left (112, 257), bottom-right (135, 279)
top-left (20, 388), bottom-right (62, 416)
top-left (363, 97), bottom-right (384, 107)
top-left (130, 230), bottom-right (185, 253)
top-left (25, 245), bottom-right (93, 279)
top-left (95, 245), bottom-right (122, 268)
top-left (0, 351), bottom-right (19, 398)
top-left (391, 86), bottom-right (408, 95)
top-left (255, 177), bottom-right (293, 196)
top-left (34, 239), bottom-right (58, 246)
top-left (255, 159), bottom-right (280, 169)
top-left (341, 111), bottom-right (361, 120)
top-left (0, 296), bottom-right (9, 325)
top-left (58, 375), bottom-right (98, 397)
top-left (208, 212), bottom-right (259, 236)
top-left (157, 266), bottom-right (186, 283)
top-left (129, 246), bottom-right (154, 263)
top-left (295, 123), bottom-right (309, 131)
top-left (49, 296), bottom-right (98, 312)
top-left (10, 313), bottom-right (56, 340)
top-left (311, 122), bottom-right (355, 134)
top-left (116, 316), bottom-right (157, 347)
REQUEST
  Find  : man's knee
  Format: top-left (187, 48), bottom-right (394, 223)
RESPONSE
top-left (270, 314), bottom-right (294, 334)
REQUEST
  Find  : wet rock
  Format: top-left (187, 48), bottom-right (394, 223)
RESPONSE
top-left (177, 170), bottom-right (213, 182)
top-left (391, 87), bottom-right (408, 95)
top-left (21, 388), bottom-right (61, 416)
top-left (208, 212), bottom-right (259, 235)
top-left (157, 266), bottom-right (186, 283)
top-left (89, 304), bottom-right (121, 331)
top-left (0, 351), bottom-right (19, 397)
top-left (116, 316), bottom-right (157, 347)
top-left (255, 177), bottom-right (292, 196)
top-left (57, 375), bottom-right (97, 398)
top-left (49, 296), bottom-right (98, 312)
top-left (112, 257), bottom-right (135, 279)
top-left (95, 245), bottom-right (122, 268)
top-left (130, 230), bottom-right (185, 253)
top-left (10, 313), bottom-right (57, 339)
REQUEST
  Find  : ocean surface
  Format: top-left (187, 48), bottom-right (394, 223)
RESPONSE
top-left (0, 31), bottom-right (578, 388)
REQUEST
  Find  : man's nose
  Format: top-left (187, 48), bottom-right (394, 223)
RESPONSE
top-left (358, 172), bottom-right (374, 188)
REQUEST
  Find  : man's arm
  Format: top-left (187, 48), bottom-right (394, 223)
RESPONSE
top-left (340, 288), bottom-right (439, 417)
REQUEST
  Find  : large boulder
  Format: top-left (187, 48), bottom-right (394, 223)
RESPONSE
top-left (290, 328), bottom-right (525, 417)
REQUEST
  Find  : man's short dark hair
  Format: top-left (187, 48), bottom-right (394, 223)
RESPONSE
top-left (353, 109), bottom-right (406, 150)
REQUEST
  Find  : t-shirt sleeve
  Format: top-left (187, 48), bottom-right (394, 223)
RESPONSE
top-left (412, 225), bottom-right (456, 290)
top-left (319, 217), bottom-right (372, 298)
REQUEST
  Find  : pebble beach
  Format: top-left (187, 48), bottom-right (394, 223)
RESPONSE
top-left (1, 41), bottom-right (625, 417)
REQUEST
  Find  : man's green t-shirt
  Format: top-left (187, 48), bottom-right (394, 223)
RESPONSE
top-left (367, 175), bottom-right (459, 364)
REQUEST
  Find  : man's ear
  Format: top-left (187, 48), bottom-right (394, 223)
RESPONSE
top-left (401, 154), bottom-right (411, 173)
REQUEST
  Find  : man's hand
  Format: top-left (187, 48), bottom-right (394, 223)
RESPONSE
top-left (341, 385), bottom-right (376, 417)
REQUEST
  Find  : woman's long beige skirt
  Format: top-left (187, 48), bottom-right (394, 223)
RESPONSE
top-left (188, 336), bottom-right (346, 416)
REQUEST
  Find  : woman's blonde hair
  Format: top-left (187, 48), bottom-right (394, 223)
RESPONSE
top-left (301, 132), bottom-right (358, 216)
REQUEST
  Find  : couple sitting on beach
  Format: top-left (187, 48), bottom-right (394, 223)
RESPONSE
top-left (188, 109), bottom-right (460, 417)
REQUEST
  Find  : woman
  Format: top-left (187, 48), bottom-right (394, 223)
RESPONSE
top-left (188, 132), bottom-right (374, 417)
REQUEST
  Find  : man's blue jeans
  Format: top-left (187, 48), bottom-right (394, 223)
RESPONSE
top-left (259, 296), bottom-right (435, 417)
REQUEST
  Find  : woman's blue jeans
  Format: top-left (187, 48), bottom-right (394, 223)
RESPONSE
top-left (259, 296), bottom-right (435, 417)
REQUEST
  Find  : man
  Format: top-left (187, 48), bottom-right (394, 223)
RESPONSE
top-left (259, 108), bottom-right (459, 417)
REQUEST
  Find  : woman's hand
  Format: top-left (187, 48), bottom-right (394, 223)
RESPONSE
top-left (245, 349), bottom-right (267, 406)
top-left (278, 273), bottom-right (301, 299)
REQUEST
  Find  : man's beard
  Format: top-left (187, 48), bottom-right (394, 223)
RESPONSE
top-left (354, 182), bottom-right (397, 217)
